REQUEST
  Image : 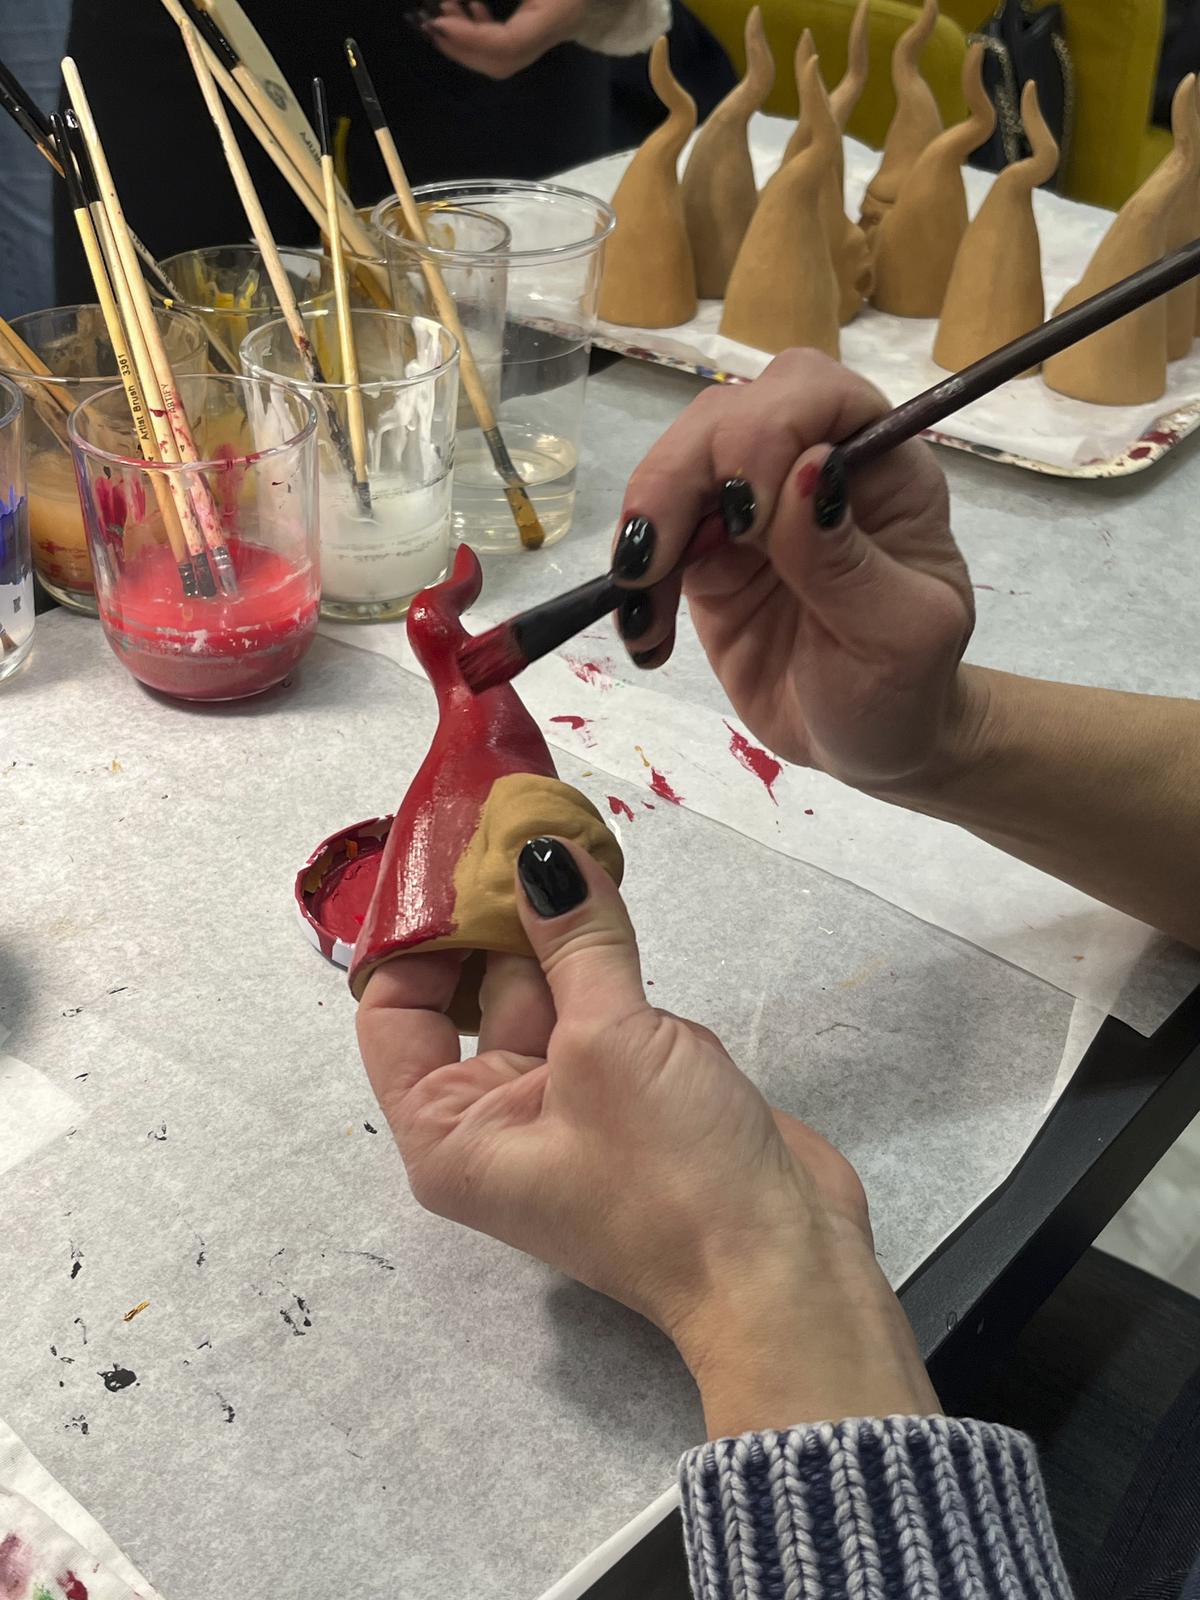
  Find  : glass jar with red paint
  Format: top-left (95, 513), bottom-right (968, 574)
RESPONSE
top-left (68, 373), bottom-right (319, 702)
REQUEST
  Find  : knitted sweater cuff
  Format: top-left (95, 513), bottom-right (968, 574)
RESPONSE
top-left (679, 1415), bottom-right (1073, 1600)
top-left (571, 0), bottom-right (671, 57)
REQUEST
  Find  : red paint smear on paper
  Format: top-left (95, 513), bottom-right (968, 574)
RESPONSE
top-left (1142, 429), bottom-right (1176, 446)
top-left (0, 1536), bottom-right (30, 1600)
top-left (804, 807), bottom-right (814, 816)
top-left (550, 714), bottom-right (596, 748)
top-left (1128, 445), bottom-right (1152, 460)
top-left (649, 768), bottom-right (683, 805)
top-left (59, 1572), bottom-right (89, 1600)
top-left (607, 796), bottom-right (634, 822)
top-left (642, 801), bottom-right (655, 810)
top-left (564, 655), bottom-right (614, 689)
top-left (724, 721), bottom-right (781, 804)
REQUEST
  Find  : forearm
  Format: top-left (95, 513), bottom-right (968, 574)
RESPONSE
top-left (878, 666), bottom-right (1200, 949)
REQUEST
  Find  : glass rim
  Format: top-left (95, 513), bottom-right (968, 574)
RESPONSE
top-left (0, 303), bottom-right (208, 387)
top-left (241, 308), bottom-right (460, 395)
top-left (154, 244), bottom-right (335, 316)
top-left (0, 372), bottom-right (21, 431)
top-left (372, 180), bottom-right (615, 265)
top-left (66, 371), bottom-right (318, 473)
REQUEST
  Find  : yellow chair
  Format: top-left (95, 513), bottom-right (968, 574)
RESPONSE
top-left (686, 0), bottom-right (1166, 209)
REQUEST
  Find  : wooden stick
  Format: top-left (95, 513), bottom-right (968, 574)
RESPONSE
top-left (344, 36), bottom-right (545, 551)
top-left (54, 112), bottom-right (199, 596)
top-left (313, 77), bottom-right (371, 515)
top-left (62, 58), bottom-right (236, 595)
top-left (171, 1), bottom-right (389, 310)
top-left (177, 20), bottom-right (361, 502)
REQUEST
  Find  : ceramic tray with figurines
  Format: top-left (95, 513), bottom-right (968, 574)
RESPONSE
top-left (556, 14), bottom-right (1200, 480)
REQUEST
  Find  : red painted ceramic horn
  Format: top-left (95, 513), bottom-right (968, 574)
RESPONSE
top-left (348, 545), bottom-right (624, 1030)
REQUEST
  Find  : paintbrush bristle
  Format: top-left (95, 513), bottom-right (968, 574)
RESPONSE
top-left (505, 484), bottom-right (545, 551)
top-left (458, 622), bottom-right (524, 695)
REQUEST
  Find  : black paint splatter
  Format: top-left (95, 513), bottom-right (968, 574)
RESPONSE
top-left (69, 1244), bottom-right (83, 1281)
top-left (98, 1365), bottom-right (137, 1392)
top-left (279, 1295), bottom-right (312, 1336)
top-left (217, 1393), bottom-right (235, 1423)
top-left (197, 1336), bottom-right (212, 1350)
top-left (363, 1122), bottom-right (378, 1134)
top-left (147, 1123), bottom-right (167, 1141)
top-left (74, 1316), bottom-right (88, 1345)
top-left (195, 1237), bottom-right (207, 1268)
top-left (66, 1415), bottom-right (89, 1436)
top-left (338, 1249), bottom-right (394, 1272)
top-left (61, 1006), bottom-right (82, 1018)
top-left (75, 1072), bottom-right (89, 1082)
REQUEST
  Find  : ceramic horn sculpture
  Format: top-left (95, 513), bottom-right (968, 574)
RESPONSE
top-left (781, 0), bottom-right (869, 165)
top-left (349, 546), bottom-right (624, 1031)
top-left (720, 120), bottom-right (839, 356)
top-left (598, 36), bottom-right (697, 328)
top-left (869, 41), bottom-right (995, 318)
top-left (859, 0), bottom-right (942, 239)
top-left (1161, 76), bottom-right (1200, 359)
top-left (933, 80), bottom-right (1058, 371)
top-left (1044, 74), bottom-right (1199, 404)
top-left (800, 54), bottom-right (872, 323)
top-left (680, 5), bottom-right (775, 298)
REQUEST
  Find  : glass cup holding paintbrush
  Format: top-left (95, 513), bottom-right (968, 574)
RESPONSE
top-left (374, 182), bottom-right (613, 553)
top-left (69, 372), bottom-right (319, 701)
top-left (0, 374), bottom-right (33, 681)
top-left (242, 309), bottom-right (459, 622)
top-left (0, 303), bottom-right (206, 614)
top-left (154, 244), bottom-right (335, 372)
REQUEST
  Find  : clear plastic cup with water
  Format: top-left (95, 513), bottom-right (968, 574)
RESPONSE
top-left (374, 182), bottom-right (613, 553)
top-left (0, 374), bottom-right (32, 682)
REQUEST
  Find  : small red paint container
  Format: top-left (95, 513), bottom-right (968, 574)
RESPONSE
top-left (295, 816), bottom-right (393, 966)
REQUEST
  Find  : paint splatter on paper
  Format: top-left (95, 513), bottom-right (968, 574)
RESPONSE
top-left (549, 714), bottom-right (596, 748)
top-left (58, 1572), bottom-right (88, 1600)
top-left (607, 796), bottom-right (635, 822)
top-left (0, 1534), bottom-right (31, 1600)
top-left (649, 769), bottom-right (683, 806)
top-left (98, 1365), bottom-right (136, 1392)
top-left (563, 656), bottom-right (614, 689)
top-left (724, 722), bottom-right (782, 804)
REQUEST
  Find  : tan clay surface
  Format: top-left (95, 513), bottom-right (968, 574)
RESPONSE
top-left (720, 132), bottom-right (839, 356)
top-left (800, 54), bottom-right (872, 323)
top-left (681, 5), bottom-right (775, 298)
top-left (781, 29), bottom-right (817, 164)
top-left (860, 0), bottom-right (942, 239)
top-left (782, 0), bottom-right (868, 165)
top-left (598, 36), bottom-right (698, 328)
top-left (933, 80), bottom-right (1058, 371)
top-left (870, 41), bottom-right (995, 318)
top-left (377, 773), bottom-right (624, 1033)
top-left (1161, 76), bottom-right (1200, 359)
top-left (1044, 74), bottom-right (1198, 405)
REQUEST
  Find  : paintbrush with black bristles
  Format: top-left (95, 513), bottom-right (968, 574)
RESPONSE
top-left (458, 233), bottom-right (1200, 694)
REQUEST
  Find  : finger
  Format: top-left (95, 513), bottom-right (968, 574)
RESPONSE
top-left (467, 1), bottom-right (491, 18)
top-left (613, 569), bottom-right (682, 662)
top-left (356, 951), bottom-right (464, 1112)
top-left (767, 444), bottom-right (964, 661)
top-left (477, 951), bottom-right (555, 1056)
top-left (629, 618), bottom-right (676, 671)
top-left (514, 836), bottom-right (646, 1028)
top-left (612, 351), bottom-right (891, 592)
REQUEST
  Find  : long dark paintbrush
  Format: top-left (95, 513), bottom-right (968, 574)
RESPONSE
top-left (344, 36), bottom-right (548, 552)
top-left (459, 233), bottom-right (1200, 694)
top-left (0, 52), bottom-right (238, 373)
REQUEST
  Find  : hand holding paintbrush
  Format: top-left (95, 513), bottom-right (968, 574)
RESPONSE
top-left (458, 234), bottom-right (1200, 695)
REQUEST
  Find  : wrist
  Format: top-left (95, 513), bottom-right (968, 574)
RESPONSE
top-left (863, 663), bottom-right (1001, 810)
top-left (670, 1229), bottom-right (939, 1439)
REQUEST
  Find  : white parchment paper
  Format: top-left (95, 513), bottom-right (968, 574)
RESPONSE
top-left (556, 116), bottom-right (1200, 475)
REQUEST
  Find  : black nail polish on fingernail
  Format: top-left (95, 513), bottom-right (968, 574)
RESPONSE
top-left (518, 837), bottom-right (587, 918)
top-left (814, 449), bottom-right (846, 532)
top-left (618, 590), bottom-right (653, 641)
top-left (719, 477), bottom-right (756, 538)
top-left (630, 647), bottom-right (658, 668)
top-left (612, 515), bottom-right (655, 581)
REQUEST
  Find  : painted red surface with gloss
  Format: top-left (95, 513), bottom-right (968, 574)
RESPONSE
top-left (348, 546), bottom-right (557, 993)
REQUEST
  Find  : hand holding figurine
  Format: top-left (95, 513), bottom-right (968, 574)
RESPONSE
top-left (612, 349), bottom-right (978, 789)
top-left (357, 835), bottom-right (936, 1436)
top-left (420, 0), bottom-right (587, 77)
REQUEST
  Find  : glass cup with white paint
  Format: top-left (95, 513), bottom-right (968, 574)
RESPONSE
top-left (241, 309), bottom-right (459, 622)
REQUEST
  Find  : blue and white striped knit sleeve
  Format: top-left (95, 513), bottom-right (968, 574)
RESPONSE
top-left (679, 1416), bottom-right (1073, 1600)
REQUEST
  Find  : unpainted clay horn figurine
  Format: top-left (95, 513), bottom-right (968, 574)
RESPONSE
top-left (680, 5), bottom-right (775, 299)
top-left (348, 545), bottom-right (624, 1031)
top-left (869, 41), bottom-right (995, 318)
top-left (800, 54), bottom-right (873, 324)
top-left (859, 0), bottom-right (942, 240)
top-left (1044, 73), bottom-right (1199, 405)
top-left (933, 80), bottom-right (1058, 372)
top-left (781, 0), bottom-right (869, 166)
top-left (598, 36), bottom-right (698, 328)
top-left (720, 129), bottom-right (839, 357)
top-left (1160, 75), bottom-right (1200, 360)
